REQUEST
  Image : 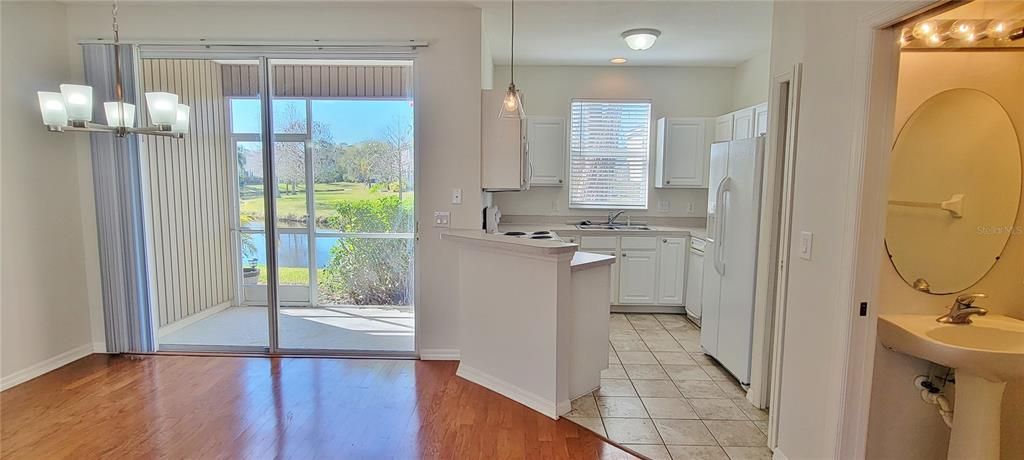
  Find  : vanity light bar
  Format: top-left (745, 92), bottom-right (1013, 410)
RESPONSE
top-left (900, 18), bottom-right (1024, 49)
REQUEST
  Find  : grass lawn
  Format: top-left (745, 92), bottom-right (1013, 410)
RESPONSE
top-left (239, 182), bottom-right (412, 221)
top-left (255, 265), bottom-right (317, 285)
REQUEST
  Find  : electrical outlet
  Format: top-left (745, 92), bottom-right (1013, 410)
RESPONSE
top-left (799, 231), bottom-right (814, 260)
top-left (434, 211), bottom-right (450, 228)
top-left (451, 188), bottom-right (463, 205)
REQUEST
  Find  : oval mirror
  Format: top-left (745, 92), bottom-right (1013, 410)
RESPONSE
top-left (886, 88), bottom-right (1021, 294)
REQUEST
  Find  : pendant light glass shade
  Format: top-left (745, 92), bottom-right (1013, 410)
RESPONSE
top-left (60, 84), bottom-right (93, 122)
top-left (103, 102), bottom-right (136, 128)
top-left (38, 92), bottom-right (69, 127)
top-left (498, 84), bottom-right (525, 119)
top-left (171, 104), bottom-right (191, 134)
top-left (145, 92), bottom-right (179, 125)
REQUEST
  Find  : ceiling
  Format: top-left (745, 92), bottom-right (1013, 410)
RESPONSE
top-left (478, 1), bottom-right (773, 67)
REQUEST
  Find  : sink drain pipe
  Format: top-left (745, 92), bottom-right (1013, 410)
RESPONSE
top-left (915, 375), bottom-right (954, 428)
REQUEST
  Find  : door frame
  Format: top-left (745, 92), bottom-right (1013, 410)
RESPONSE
top-left (137, 46), bottom-right (421, 357)
top-left (749, 63), bottom-right (802, 432)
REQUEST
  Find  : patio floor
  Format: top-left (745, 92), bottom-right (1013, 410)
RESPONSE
top-left (159, 306), bottom-right (415, 352)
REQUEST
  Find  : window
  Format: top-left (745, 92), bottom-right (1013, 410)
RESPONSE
top-left (568, 100), bottom-right (651, 209)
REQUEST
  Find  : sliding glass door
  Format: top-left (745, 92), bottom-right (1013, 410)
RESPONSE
top-left (142, 54), bottom-right (415, 354)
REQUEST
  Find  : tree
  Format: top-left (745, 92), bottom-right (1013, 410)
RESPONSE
top-left (379, 118), bottom-right (414, 199)
top-left (342, 141), bottom-right (389, 186)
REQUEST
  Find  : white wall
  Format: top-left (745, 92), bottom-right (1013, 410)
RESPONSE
top-left (731, 51), bottom-right (770, 111)
top-left (0, 2), bottom-right (97, 387)
top-left (867, 50), bottom-right (1024, 460)
top-left (766, 2), bottom-right (916, 458)
top-left (491, 65), bottom-right (732, 218)
top-left (60, 2), bottom-right (484, 358)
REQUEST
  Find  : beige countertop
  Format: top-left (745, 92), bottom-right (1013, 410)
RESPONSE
top-left (570, 251), bottom-right (616, 272)
top-left (440, 230), bottom-right (576, 255)
top-left (498, 223), bottom-right (707, 240)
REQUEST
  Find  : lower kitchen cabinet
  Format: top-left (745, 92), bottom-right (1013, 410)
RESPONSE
top-left (577, 233), bottom-right (690, 308)
top-left (685, 242), bottom-right (705, 321)
top-left (657, 237), bottom-right (686, 304)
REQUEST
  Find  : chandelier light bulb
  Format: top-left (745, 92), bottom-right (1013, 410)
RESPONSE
top-left (59, 84), bottom-right (93, 122)
top-left (37, 92), bottom-right (69, 127)
top-left (171, 104), bottom-right (191, 134)
top-left (103, 102), bottom-right (136, 128)
top-left (145, 92), bottom-right (179, 126)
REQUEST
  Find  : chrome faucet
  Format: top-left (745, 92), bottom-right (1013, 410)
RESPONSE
top-left (607, 210), bottom-right (627, 225)
top-left (937, 293), bottom-right (989, 324)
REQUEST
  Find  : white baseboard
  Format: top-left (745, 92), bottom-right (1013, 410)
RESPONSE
top-left (456, 363), bottom-right (558, 419)
top-left (92, 342), bottom-right (108, 353)
top-left (772, 447), bottom-right (790, 460)
top-left (611, 305), bottom-right (685, 314)
top-left (1, 343), bottom-right (94, 391)
top-left (419, 348), bottom-right (460, 360)
top-left (157, 301), bottom-right (232, 338)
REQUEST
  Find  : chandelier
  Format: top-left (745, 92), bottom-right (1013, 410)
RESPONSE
top-left (36, 1), bottom-right (189, 139)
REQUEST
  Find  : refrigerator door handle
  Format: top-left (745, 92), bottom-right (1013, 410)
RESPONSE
top-left (715, 176), bottom-right (732, 275)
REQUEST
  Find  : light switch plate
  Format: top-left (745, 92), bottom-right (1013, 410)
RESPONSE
top-left (451, 188), bottom-right (462, 205)
top-left (658, 200), bottom-right (670, 211)
top-left (799, 231), bottom-right (813, 260)
top-left (434, 211), bottom-right (450, 228)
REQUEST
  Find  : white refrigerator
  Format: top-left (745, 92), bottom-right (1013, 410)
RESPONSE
top-left (700, 137), bottom-right (764, 385)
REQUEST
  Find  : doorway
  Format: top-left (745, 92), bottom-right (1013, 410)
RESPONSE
top-left (140, 55), bottom-right (416, 355)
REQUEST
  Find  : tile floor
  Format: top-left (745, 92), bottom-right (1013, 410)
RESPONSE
top-left (565, 313), bottom-right (771, 460)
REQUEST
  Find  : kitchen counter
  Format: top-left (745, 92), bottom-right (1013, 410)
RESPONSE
top-left (498, 223), bottom-right (708, 240)
top-left (443, 229), bottom-right (614, 419)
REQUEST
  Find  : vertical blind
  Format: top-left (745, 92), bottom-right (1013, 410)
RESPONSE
top-left (569, 100), bottom-right (652, 209)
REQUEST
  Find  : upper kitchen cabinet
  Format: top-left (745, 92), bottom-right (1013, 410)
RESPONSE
top-left (655, 117), bottom-right (711, 188)
top-left (714, 114), bottom-right (733, 143)
top-left (731, 107), bottom-right (755, 140)
top-left (712, 103), bottom-right (768, 143)
top-left (481, 90), bottom-right (529, 191)
top-left (525, 116), bottom-right (566, 186)
top-left (754, 103), bottom-right (769, 137)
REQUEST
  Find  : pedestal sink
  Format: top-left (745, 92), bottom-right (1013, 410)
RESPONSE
top-left (878, 314), bottom-right (1024, 460)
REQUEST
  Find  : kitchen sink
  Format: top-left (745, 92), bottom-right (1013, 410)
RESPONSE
top-left (575, 224), bottom-right (653, 231)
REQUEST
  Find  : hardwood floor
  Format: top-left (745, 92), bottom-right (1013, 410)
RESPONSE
top-left (1, 355), bottom-right (637, 459)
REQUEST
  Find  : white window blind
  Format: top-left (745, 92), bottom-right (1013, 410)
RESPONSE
top-left (569, 100), bottom-right (651, 209)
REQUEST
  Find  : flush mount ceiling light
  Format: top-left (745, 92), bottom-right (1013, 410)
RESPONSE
top-left (609, 57), bottom-right (628, 64)
top-left (37, 0), bottom-right (189, 138)
top-left (621, 28), bottom-right (661, 51)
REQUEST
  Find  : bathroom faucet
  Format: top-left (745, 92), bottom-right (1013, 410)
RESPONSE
top-left (607, 210), bottom-right (627, 225)
top-left (937, 293), bottom-right (989, 324)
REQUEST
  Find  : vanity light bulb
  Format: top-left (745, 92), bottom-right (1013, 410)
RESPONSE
top-left (927, 33), bottom-right (946, 47)
top-left (912, 21), bottom-right (936, 39)
top-left (950, 20), bottom-right (976, 40)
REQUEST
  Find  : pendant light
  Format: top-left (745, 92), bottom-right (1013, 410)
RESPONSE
top-left (36, 0), bottom-right (188, 139)
top-left (498, 0), bottom-right (525, 119)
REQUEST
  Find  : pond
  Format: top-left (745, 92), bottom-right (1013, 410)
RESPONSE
top-left (242, 233), bottom-right (413, 269)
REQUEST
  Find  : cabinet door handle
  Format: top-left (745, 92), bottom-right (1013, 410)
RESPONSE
top-left (666, 180), bottom-right (671, 184)
top-left (622, 252), bottom-right (627, 257)
top-left (558, 179), bottom-right (563, 183)
top-left (663, 239), bottom-right (668, 243)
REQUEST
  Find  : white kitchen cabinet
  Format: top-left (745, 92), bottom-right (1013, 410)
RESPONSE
top-left (685, 241), bottom-right (705, 322)
top-left (580, 236), bottom-right (619, 303)
top-left (714, 114), bottom-right (733, 142)
top-left (732, 107), bottom-right (755, 140)
top-left (618, 237), bottom-right (658, 304)
top-left (657, 237), bottom-right (687, 305)
top-left (754, 103), bottom-right (769, 137)
top-left (481, 89), bottom-right (528, 191)
top-left (526, 117), bottom-right (566, 186)
top-left (655, 118), bottom-right (710, 188)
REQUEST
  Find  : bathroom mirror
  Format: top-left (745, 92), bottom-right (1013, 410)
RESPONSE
top-left (886, 88), bottom-right (1021, 294)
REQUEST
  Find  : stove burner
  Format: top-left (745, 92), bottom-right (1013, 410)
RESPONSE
top-left (530, 235), bottom-right (553, 239)
top-left (531, 230), bottom-right (551, 235)
top-left (503, 231), bottom-right (526, 236)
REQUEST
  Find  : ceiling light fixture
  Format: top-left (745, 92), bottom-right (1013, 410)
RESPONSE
top-left (609, 57), bottom-right (628, 64)
top-left (622, 28), bottom-right (661, 51)
top-left (498, 0), bottom-right (525, 119)
top-left (36, 0), bottom-right (188, 138)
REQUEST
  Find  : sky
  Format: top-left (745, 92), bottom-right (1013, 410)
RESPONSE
top-left (231, 98), bottom-right (414, 145)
